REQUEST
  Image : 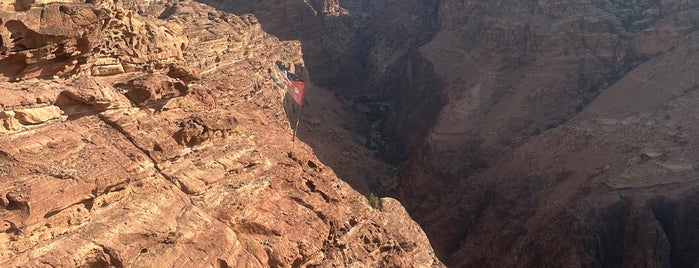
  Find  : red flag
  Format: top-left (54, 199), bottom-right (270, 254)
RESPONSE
top-left (271, 62), bottom-right (306, 106)
top-left (285, 79), bottom-right (305, 105)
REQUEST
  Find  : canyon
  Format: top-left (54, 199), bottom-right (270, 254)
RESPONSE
top-left (215, 0), bottom-right (699, 266)
top-left (2, 0), bottom-right (699, 267)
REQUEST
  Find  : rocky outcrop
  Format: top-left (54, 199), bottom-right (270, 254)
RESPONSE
top-left (0, 4), bottom-right (105, 81)
top-left (0, 0), bottom-right (186, 81)
top-left (0, 0), bottom-right (442, 266)
top-left (116, 74), bottom-right (189, 109)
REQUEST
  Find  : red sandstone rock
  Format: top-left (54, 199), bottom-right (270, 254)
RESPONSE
top-left (0, 0), bottom-right (442, 267)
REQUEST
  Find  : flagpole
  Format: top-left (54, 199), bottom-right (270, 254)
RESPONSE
top-left (289, 103), bottom-right (303, 158)
top-left (292, 103), bottom-right (303, 142)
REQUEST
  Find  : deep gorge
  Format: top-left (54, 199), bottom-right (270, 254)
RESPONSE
top-left (1, 0), bottom-right (698, 266)
top-left (205, 0), bottom-right (699, 266)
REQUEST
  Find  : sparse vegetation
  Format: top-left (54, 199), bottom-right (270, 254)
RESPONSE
top-left (368, 193), bottom-right (380, 209)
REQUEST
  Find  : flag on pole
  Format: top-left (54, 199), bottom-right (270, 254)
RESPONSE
top-left (270, 61), bottom-right (306, 105)
top-left (269, 61), bottom-right (307, 143)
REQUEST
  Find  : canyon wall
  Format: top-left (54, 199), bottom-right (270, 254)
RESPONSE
top-left (400, 2), bottom-right (699, 265)
top-left (429, 31), bottom-right (699, 265)
top-left (206, 0), bottom-right (699, 266)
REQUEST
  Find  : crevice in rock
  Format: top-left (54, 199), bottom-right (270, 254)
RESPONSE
top-left (38, 260), bottom-right (57, 268)
top-left (217, 259), bottom-right (231, 268)
top-left (580, 197), bottom-right (631, 267)
top-left (5, 190), bottom-right (30, 214)
top-left (289, 196), bottom-right (329, 223)
top-left (98, 113), bottom-right (164, 173)
top-left (305, 179), bottom-right (331, 203)
top-left (54, 92), bottom-right (103, 120)
top-left (42, 196), bottom-right (95, 219)
top-left (96, 243), bottom-right (125, 268)
top-left (96, 112), bottom-right (198, 203)
top-left (648, 190), bottom-right (699, 268)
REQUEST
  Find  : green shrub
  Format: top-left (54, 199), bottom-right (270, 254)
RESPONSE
top-left (368, 193), bottom-right (380, 209)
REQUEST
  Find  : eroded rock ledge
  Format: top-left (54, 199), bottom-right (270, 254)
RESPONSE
top-left (0, 0), bottom-right (442, 266)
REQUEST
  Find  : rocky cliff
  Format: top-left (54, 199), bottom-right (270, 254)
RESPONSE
top-left (0, 0), bottom-right (442, 266)
top-left (3, 0), bottom-right (698, 266)
top-left (201, 0), bottom-right (699, 267)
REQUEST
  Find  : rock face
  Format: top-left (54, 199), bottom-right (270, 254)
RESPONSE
top-left (433, 33), bottom-right (699, 266)
top-left (0, 0), bottom-right (186, 81)
top-left (0, 0), bottom-right (442, 267)
top-left (203, 0), bottom-right (699, 267)
top-left (396, 2), bottom-right (699, 266)
top-left (4, 0), bottom-right (699, 266)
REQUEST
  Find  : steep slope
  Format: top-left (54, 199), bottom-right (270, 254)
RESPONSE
top-left (430, 31), bottom-right (699, 266)
top-left (400, 0), bottom-right (699, 213)
top-left (194, 0), bottom-right (442, 195)
top-left (194, 0), bottom-right (699, 266)
top-left (393, 1), bottom-right (699, 263)
top-left (0, 0), bottom-right (442, 266)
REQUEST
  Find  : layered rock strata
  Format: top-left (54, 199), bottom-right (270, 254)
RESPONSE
top-left (0, 0), bottom-right (442, 266)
